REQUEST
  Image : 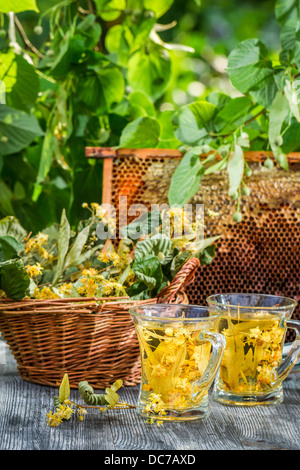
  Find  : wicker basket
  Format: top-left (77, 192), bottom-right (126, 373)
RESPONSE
top-left (0, 257), bottom-right (200, 388)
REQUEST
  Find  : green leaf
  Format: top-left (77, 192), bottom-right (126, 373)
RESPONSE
top-left (0, 0), bottom-right (39, 12)
top-left (10, 54), bottom-right (40, 111)
top-left (94, 0), bottom-right (126, 21)
top-left (127, 46), bottom-right (171, 101)
top-left (174, 106), bottom-right (207, 146)
top-left (279, 19), bottom-right (300, 67)
top-left (187, 235), bottom-right (221, 256)
top-left (0, 50), bottom-right (17, 93)
top-left (215, 97), bottom-right (254, 133)
top-left (119, 117), bottom-right (160, 148)
top-left (76, 14), bottom-right (102, 49)
top-left (0, 235), bottom-right (23, 261)
top-left (144, 0), bottom-right (174, 18)
top-left (227, 39), bottom-right (274, 94)
top-left (170, 251), bottom-right (190, 276)
top-left (127, 281), bottom-right (150, 300)
top-left (53, 209), bottom-right (70, 285)
top-left (268, 90), bottom-right (290, 170)
top-left (0, 180), bottom-right (14, 215)
top-left (281, 119), bottom-right (300, 152)
top-left (275, 0), bottom-right (300, 26)
top-left (129, 91), bottom-right (156, 117)
top-left (132, 255), bottom-right (163, 291)
top-left (0, 105), bottom-right (44, 156)
top-left (105, 387), bottom-right (120, 406)
top-left (59, 373), bottom-right (70, 403)
top-left (0, 259), bottom-right (30, 300)
top-left (227, 144), bottom-right (244, 195)
top-left (32, 131), bottom-right (57, 202)
top-left (188, 100), bottom-right (217, 129)
top-left (199, 244), bottom-right (216, 265)
top-left (284, 79), bottom-right (300, 122)
top-left (44, 33), bottom-right (86, 78)
top-left (105, 25), bottom-right (132, 66)
top-left (168, 150), bottom-right (204, 206)
top-left (0, 216), bottom-right (27, 243)
top-left (79, 67), bottom-right (125, 114)
top-left (134, 234), bottom-right (173, 262)
top-left (64, 226), bottom-right (90, 269)
top-left (156, 110), bottom-right (180, 149)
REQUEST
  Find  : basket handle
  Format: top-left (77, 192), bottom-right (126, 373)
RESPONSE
top-left (156, 257), bottom-right (200, 304)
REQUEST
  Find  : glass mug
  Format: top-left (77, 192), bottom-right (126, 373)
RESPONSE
top-left (206, 293), bottom-right (300, 406)
top-left (129, 304), bottom-right (226, 421)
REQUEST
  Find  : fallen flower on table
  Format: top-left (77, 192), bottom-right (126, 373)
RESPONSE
top-left (46, 373), bottom-right (169, 427)
top-left (46, 373), bottom-right (136, 427)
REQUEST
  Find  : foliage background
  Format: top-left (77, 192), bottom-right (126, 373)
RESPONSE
top-left (0, 0), bottom-right (292, 234)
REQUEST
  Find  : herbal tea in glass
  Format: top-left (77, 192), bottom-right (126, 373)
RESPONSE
top-left (129, 304), bottom-right (225, 421)
top-left (207, 293), bottom-right (300, 406)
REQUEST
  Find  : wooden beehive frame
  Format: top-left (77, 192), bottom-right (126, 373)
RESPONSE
top-left (85, 147), bottom-right (300, 205)
top-left (85, 147), bottom-right (300, 342)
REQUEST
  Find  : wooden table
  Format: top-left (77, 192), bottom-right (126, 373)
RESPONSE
top-left (0, 344), bottom-right (299, 452)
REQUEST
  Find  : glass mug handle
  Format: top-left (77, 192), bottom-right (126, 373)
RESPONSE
top-left (191, 331), bottom-right (226, 402)
top-left (272, 319), bottom-right (300, 387)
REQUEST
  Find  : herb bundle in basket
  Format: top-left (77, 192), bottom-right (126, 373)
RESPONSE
top-left (0, 204), bottom-right (219, 388)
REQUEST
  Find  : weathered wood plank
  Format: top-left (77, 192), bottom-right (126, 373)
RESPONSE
top-left (1, 344), bottom-right (299, 450)
top-left (0, 373), bottom-right (299, 450)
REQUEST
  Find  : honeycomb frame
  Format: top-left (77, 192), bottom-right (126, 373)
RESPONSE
top-left (86, 147), bottom-right (300, 342)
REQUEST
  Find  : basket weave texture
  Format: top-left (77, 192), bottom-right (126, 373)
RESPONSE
top-left (0, 257), bottom-right (200, 388)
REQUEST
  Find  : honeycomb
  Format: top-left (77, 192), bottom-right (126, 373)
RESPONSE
top-left (86, 149), bottom-right (300, 342)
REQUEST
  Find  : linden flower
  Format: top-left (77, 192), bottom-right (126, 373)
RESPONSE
top-left (26, 262), bottom-right (44, 278)
top-left (33, 287), bottom-right (59, 300)
top-left (77, 407), bottom-right (87, 422)
top-left (101, 284), bottom-right (113, 296)
top-left (47, 404), bottom-right (75, 427)
top-left (257, 365), bottom-right (273, 386)
top-left (146, 394), bottom-right (166, 415)
top-left (25, 233), bottom-right (48, 252)
top-left (81, 268), bottom-right (98, 277)
top-left (78, 278), bottom-right (98, 297)
top-left (25, 232), bottom-right (52, 260)
top-left (151, 364), bottom-right (167, 378)
top-left (58, 283), bottom-right (73, 296)
top-left (165, 328), bottom-right (173, 337)
top-left (98, 252), bottom-right (120, 266)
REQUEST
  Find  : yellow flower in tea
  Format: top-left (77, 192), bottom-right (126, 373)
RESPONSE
top-left (218, 314), bottom-right (285, 394)
top-left (136, 323), bottom-right (211, 415)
